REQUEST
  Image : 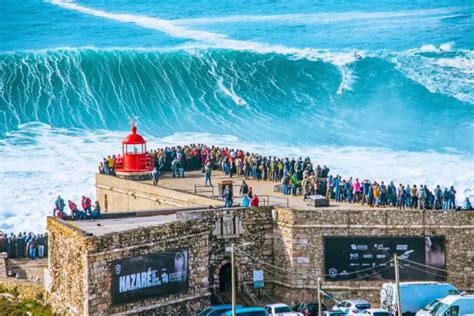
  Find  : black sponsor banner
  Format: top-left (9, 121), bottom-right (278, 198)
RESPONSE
top-left (324, 236), bottom-right (446, 281)
top-left (112, 249), bottom-right (188, 305)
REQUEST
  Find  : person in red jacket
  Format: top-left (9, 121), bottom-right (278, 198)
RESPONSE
top-left (250, 194), bottom-right (259, 207)
top-left (68, 200), bottom-right (80, 220)
top-left (81, 195), bottom-right (92, 217)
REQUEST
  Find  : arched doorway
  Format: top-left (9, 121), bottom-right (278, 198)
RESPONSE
top-left (219, 263), bottom-right (232, 292)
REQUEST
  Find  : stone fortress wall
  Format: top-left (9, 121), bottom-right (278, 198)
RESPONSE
top-left (47, 216), bottom-right (212, 315)
top-left (272, 207), bottom-right (474, 304)
top-left (95, 173), bottom-right (218, 212)
top-left (47, 205), bottom-right (473, 315)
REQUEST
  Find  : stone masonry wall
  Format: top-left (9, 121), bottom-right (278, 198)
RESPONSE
top-left (272, 208), bottom-right (474, 307)
top-left (96, 174), bottom-right (218, 212)
top-left (47, 217), bottom-right (94, 315)
top-left (86, 219), bottom-right (212, 315)
top-left (178, 207), bottom-right (276, 299)
top-left (0, 253), bottom-right (7, 278)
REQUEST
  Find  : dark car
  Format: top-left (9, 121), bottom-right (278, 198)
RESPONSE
top-left (293, 302), bottom-right (327, 316)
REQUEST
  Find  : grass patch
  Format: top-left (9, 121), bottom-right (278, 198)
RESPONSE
top-left (0, 297), bottom-right (53, 316)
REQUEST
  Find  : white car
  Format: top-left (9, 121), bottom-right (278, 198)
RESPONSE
top-left (362, 308), bottom-right (393, 316)
top-left (332, 299), bottom-right (371, 315)
top-left (265, 303), bottom-right (303, 316)
top-left (430, 295), bottom-right (474, 316)
top-left (416, 299), bottom-right (442, 316)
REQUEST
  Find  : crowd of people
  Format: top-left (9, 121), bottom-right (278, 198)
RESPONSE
top-left (0, 231), bottom-right (48, 259)
top-left (99, 144), bottom-right (471, 211)
top-left (323, 177), bottom-right (470, 211)
top-left (53, 195), bottom-right (101, 220)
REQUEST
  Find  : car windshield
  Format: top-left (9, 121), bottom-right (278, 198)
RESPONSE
top-left (432, 303), bottom-right (449, 316)
top-left (275, 306), bottom-right (292, 313)
top-left (356, 304), bottom-right (371, 310)
top-left (424, 300), bottom-right (440, 311)
top-left (373, 312), bottom-right (391, 316)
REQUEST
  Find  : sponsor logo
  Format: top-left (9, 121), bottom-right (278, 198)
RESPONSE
top-left (115, 264), bottom-right (121, 275)
top-left (328, 268), bottom-right (338, 278)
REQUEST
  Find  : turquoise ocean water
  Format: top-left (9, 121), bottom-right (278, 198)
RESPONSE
top-left (1, 0), bottom-right (473, 232)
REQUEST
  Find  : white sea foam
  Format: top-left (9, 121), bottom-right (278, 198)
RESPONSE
top-left (419, 44), bottom-right (438, 52)
top-left (1, 125), bottom-right (473, 233)
top-left (173, 8), bottom-right (465, 26)
top-left (388, 43), bottom-right (474, 104)
top-left (440, 41), bottom-right (455, 52)
top-left (419, 42), bottom-right (455, 53)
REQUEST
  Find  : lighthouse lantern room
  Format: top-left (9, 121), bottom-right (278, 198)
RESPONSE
top-left (115, 122), bottom-right (154, 179)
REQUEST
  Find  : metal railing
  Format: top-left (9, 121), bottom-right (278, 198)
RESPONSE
top-left (193, 184), bottom-right (215, 195)
top-left (256, 195), bottom-right (290, 208)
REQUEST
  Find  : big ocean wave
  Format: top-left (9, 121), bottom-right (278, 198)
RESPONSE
top-left (1, 0), bottom-right (474, 232)
top-left (1, 46), bottom-right (473, 151)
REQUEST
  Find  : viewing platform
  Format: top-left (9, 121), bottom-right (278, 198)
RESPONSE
top-left (96, 169), bottom-right (401, 213)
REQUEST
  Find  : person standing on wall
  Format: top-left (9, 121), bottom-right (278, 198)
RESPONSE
top-left (151, 166), bottom-right (159, 186)
top-left (224, 185), bottom-right (233, 208)
top-left (92, 201), bottom-right (101, 220)
top-left (242, 194), bottom-right (250, 207)
top-left (240, 180), bottom-right (249, 196)
top-left (82, 195), bottom-right (92, 217)
top-left (55, 195), bottom-right (65, 218)
top-left (205, 161), bottom-right (212, 186)
top-left (250, 194), bottom-right (259, 207)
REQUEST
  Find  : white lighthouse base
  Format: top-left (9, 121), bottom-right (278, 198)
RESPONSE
top-left (115, 171), bottom-right (152, 181)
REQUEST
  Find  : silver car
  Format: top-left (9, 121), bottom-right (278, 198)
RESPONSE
top-left (362, 308), bottom-right (393, 316)
top-left (332, 300), bottom-right (371, 315)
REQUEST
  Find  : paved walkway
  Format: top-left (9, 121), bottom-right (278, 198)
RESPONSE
top-left (144, 170), bottom-right (398, 211)
top-left (6, 258), bottom-right (47, 282)
top-left (71, 214), bottom-right (177, 236)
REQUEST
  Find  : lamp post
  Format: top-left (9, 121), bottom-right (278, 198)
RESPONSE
top-left (394, 254), bottom-right (402, 316)
top-left (230, 242), bottom-right (252, 316)
top-left (317, 277), bottom-right (322, 316)
top-left (231, 243), bottom-right (236, 316)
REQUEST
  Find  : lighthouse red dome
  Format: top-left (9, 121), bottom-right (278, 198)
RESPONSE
top-left (115, 123), bottom-right (154, 175)
top-left (122, 125), bottom-right (146, 145)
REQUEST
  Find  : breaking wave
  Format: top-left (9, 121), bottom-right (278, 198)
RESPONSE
top-left (1, 47), bottom-right (473, 152)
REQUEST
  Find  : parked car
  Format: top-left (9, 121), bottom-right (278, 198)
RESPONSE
top-left (198, 304), bottom-right (243, 316)
top-left (381, 282), bottom-right (459, 315)
top-left (223, 307), bottom-right (269, 316)
top-left (332, 299), bottom-right (371, 315)
top-left (293, 302), bottom-right (327, 316)
top-left (265, 303), bottom-right (303, 316)
top-left (415, 299), bottom-right (442, 316)
top-left (323, 312), bottom-right (346, 316)
top-left (431, 295), bottom-right (474, 316)
top-left (362, 308), bottom-right (393, 316)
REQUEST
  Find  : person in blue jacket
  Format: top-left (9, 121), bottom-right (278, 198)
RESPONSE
top-left (242, 194), bottom-right (250, 208)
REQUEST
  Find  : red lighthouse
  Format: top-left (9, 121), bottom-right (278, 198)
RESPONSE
top-left (115, 122), bottom-right (154, 179)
